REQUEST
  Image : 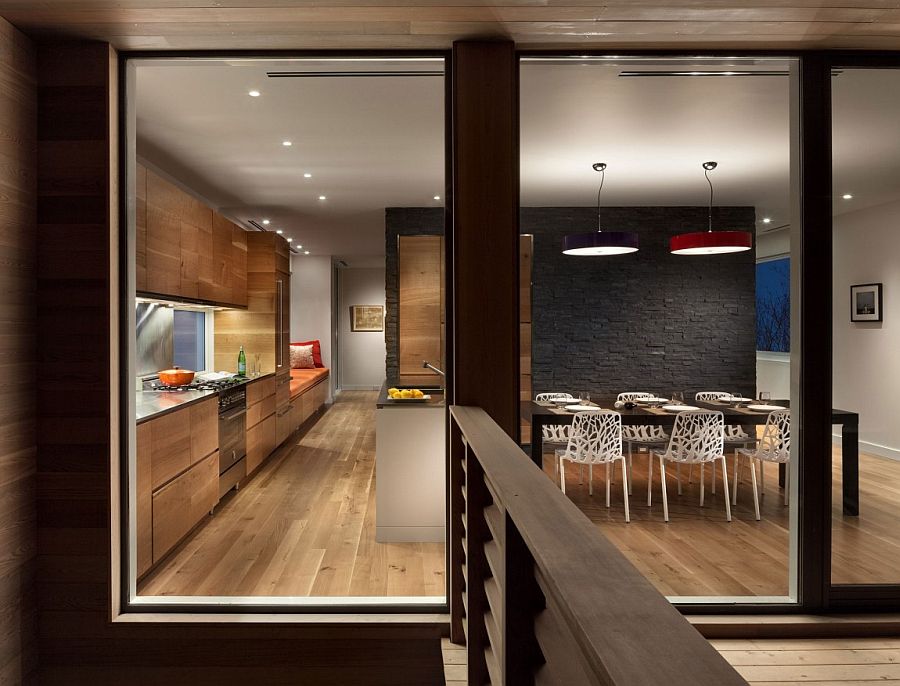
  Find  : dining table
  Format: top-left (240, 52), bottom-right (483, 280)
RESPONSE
top-left (522, 398), bottom-right (861, 516)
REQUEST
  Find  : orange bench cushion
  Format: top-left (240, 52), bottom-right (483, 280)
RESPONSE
top-left (290, 368), bottom-right (329, 399)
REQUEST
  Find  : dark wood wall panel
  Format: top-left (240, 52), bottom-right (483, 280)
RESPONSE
top-left (0, 15), bottom-right (37, 685)
top-left (35, 40), bottom-right (445, 684)
top-left (451, 40), bottom-right (519, 439)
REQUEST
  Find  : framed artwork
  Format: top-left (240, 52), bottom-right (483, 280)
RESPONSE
top-left (850, 283), bottom-right (883, 322)
top-left (351, 305), bottom-right (384, 332)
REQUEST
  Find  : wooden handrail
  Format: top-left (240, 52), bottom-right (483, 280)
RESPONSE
top-left (450, 405), bottom-right (748, 686)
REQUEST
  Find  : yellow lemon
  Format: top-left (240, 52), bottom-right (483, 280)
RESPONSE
top-left (388, 387), bottom-right (399, 395)
top-left (412, 389), bottom-right (424, 398)
top-left (400, 389), bottom-right (413, 399)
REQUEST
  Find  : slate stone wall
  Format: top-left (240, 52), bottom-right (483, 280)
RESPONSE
top-left (384, 205), bottom-right (757, 399)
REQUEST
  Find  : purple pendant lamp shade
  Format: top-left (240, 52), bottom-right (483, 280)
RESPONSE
top-left (562, 163), bottom-right (639, 256)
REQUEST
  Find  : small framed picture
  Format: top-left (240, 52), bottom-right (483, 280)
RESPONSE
top-left (351, 305), bottom-right (384, 332)
top-left (850, 283), bottom-right (883, 322)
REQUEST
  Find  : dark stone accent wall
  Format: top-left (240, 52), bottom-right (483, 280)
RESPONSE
top-left (384, 205), bottom-right (757, 399)
top-left (385, 207), bottom-right (444, 382)
top-left (522, 206), bottom-right (757, 400)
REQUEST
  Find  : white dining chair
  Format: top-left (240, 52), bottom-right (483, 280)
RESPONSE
top-left (694, 391), bottom-right (755, 494)
top-left (733, 410), bottom-right (791, 521)
top-left (535, 393), bottom-right (575, 478)
top-left (617, 392), bottom-right (670, 496)
top-left (556, 410), bottom-right (630, 522)
top-left (649, 410), bottom-right (731, 523)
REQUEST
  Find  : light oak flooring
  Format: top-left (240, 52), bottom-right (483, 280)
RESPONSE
top-left (442, 637), bottom-right (900, 685)
top-left (139, 391), bottom-right (446, 597)
top-left (544, 445), bottom-right (900, 597)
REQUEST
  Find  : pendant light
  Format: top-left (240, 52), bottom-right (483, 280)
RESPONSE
top-left (562, 163), bottom-right (639, 256)
top-left (669, 161), bottom-right (753, 255)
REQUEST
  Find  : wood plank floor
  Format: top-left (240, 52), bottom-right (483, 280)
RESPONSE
top-left (442, 637), bottom-right (900, 685)
top-left (714, 638), bottom-right (900, 685)
top-left (544, 444), bottom-right (900, 597)
top-left (138, 391), bottom-right (446, 597)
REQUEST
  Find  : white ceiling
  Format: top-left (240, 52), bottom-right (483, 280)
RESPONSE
top-left (135, 57), bottom-right (900, 260)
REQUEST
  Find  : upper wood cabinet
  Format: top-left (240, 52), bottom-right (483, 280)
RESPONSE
top-left (398, 235), bottom-right (444, 385)
top-left (137, 163), bottom-right (247, 308)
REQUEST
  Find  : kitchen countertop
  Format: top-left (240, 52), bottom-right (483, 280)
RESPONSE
top-left (375, 381), bottom-right (445, 409)
top-left (136, 372), bottom-right (275, 424)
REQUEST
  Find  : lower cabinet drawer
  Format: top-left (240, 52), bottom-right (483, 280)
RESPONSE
top-left (275, 404), bottom-right (292, 446)
top-left (152, 450), bottom-right (219, 564)
top-left (247, 393), bottom-right (275, 429)
top-left (247, 413), bottom-right (276, 475)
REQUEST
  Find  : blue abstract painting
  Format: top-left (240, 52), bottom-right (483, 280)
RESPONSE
top-left (756, 257), bottom-right (790, 352)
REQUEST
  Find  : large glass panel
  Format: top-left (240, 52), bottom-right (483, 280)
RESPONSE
top-left (124, 57), bottom-right (446, 607)
top-left (520, 56), bottom-right (798, 602)
top-left (831, 68), bottom-right (900, 585)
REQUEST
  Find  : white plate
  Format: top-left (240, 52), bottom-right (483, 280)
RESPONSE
top-left (636, 397), bottom-right (668, 404)
top-left (662, 404), bottom-right (700, 412)
top-left (551, 397), bottom-right (574, 404)
top-left (747, 404), bottom-right (786, 411)
top-left (565, 404), bottom-right (598, 412)
top-left (727, 396), bottom-right (753, 403)
top-left (388, 394), bottom-right (432, 402)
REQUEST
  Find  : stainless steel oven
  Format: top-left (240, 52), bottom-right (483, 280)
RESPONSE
top-left (218, 385), bottom-right (247, 497)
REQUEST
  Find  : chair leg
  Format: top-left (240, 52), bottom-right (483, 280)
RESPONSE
top-left (660, 457), bottom-right (669, 522)
top-left (732, 450), bottom-right (740, 506)
top-left (580, 464), bottom-right (584, 484)
top-left (711, 459), bottom-right (716, 495)
top-left (621, 459), bottom-right (630, 523)
top-left (589, 464), bottom-right (593, 496)
top-left (688, 463), bottom-right (694, 484)
top-left (647, 453), bottom-right (654, 507)
top-left (784, 464), bottom-right (789, 506)
top-left (560, 456), bottom-right (566, 494)
top-left (699, 463), bottom-right (705, 507)
top-left (676, 463), bottom-right (683, 496)
top-left (628, 454), bottom-right (634, 495)
top-left (720, 456), bottom-right (732, 522)
top-left (750, 457), bottom-right (760, 521)
top-left (760, 461), bottom-right (765, 495)
top-left (605, 464), bottom-right (611, 508)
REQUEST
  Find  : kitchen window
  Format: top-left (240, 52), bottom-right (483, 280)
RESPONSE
top-left (173, 309), bottom-right (206, 372)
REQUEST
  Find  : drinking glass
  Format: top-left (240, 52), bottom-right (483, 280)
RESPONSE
top-left (582, 391), bottom-right (591, 406)
top-left (672, 391), bottom-right (684, 405)
top-left (759, 391), bottom-right (771, 403)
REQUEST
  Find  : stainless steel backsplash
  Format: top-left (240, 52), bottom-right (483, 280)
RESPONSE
top-left (136, 303), bottom-right (174, 377)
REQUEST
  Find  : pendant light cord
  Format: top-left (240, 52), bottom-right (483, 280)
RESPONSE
top-left (704, 162), bottom-right (716, 233)
top-left (594, 163), bottom-right (606, 232)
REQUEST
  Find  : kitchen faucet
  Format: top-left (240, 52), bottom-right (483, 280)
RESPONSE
top-left (422, 361), bottom-right (445, 377)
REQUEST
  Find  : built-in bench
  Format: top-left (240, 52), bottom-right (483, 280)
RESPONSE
top-left (288, 368), bottom-right (329, 432)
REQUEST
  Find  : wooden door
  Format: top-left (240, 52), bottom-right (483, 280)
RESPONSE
top-left (189, 397), bottom-right (218, 465)
top-left (136, 421), bottom-right (152, 577)
top-left (135, 164), bottom-right (148, 292)
top-left (148, 407), bottom-right (191, 491)
top-left (399, 235), bottom-right (443, 385)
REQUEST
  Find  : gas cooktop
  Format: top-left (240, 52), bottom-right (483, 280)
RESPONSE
top-left (146, 377), bottom-right (249, 393)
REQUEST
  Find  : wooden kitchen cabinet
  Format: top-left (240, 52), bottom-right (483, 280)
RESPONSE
top-left (189, 397), bottom-right (218, 465)
top-left (152, 450), bottom-right (219, 564)
top-left (137, 162), bottom-right (247, 308)
top-left (136, 421), bottom-right (153, 578)
top-left (148, 407), bottom-right (192, 492)
top-left (398, 235), bottom-right (444, 385)
top-left (246, 414), bottom-right (276, 475)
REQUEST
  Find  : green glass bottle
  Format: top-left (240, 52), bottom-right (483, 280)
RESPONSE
top-left (237, 345), bottom-right (246, 377)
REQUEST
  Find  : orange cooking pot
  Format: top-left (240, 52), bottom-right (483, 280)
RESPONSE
top-left (158, 366), bottom-right (196, 386)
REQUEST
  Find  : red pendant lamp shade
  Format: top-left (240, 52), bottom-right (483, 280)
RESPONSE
top-left (670, 162), bottom-right (753, 255)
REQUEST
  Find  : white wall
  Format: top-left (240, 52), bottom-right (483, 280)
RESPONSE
top-left (833, 198), bottom-right (900, 459)
top-left (338, 267), bottom-right (386, 390)
top-left (290, 255), bottom-right (334, 400)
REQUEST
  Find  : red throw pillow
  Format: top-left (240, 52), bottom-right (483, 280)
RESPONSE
top-left (291, 339), bottom-right (323, 367)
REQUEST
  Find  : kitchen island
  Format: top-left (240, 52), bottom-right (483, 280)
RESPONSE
top-left (374, 382), bottom-right (446, 543)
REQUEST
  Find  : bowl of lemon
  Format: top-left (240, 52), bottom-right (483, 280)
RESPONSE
top-left (386, 387), bottom-right (430, 402)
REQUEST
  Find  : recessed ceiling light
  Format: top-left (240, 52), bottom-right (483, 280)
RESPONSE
top-left (762, 217), bottom-right (772, 224)
top-left (304, 251), bottom-right (310, 255)
top-left (433, 195), bottom-right (441, 201)
top-left (282, 140), bottom-right (292, 147)
top-left (297, 245), bottom-right (303, 249)
top-left (842, 193), bottom-right (853, 200)
top-left (287, 238), bottom-right (293, 243)
top-left (318, 195), bottom-right (327, 201)
top-left (262, 219), bottom-right (270, 225)
top-left (275, 229), bottom-right (283, 234)
top-left (304, 173), bottom-right (312, 178)
top-left (248, 90), bottom-right (260, 97)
